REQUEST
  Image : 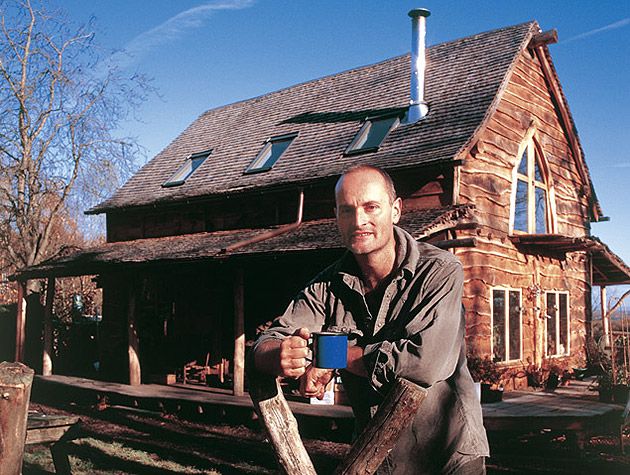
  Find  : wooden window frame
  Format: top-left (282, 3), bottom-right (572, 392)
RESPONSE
top-left (544, 290), bottom-right (570, 357)
top-left (509, 128), bottom-right (557, 235)
top-left (490, 287), bottom-right (523, 363)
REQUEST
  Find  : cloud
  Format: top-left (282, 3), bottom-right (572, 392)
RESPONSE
top-left (562, 18), bottom-right (630, 43)
top-left (102, 0), bottom-right (255, 71)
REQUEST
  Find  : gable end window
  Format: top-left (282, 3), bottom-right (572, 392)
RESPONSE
top-left (345, 115), bottom-right (400, 155)
top-left (492, 287), bottom-right (522, 362)
top-left (545, 291), bottom-right (570, 357)
top-left (245, 133), bottom-right (297, 174)
top-left (162, 150), bottom-right (211, 188)
top-left (511, 138), bottom-right (554, 234)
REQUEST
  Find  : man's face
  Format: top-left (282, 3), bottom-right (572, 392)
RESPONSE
top-left (335, 169), bottom-right (401, 257)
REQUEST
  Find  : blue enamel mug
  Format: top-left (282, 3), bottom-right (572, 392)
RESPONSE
top-left (311, 331), bottom-right (348, 369)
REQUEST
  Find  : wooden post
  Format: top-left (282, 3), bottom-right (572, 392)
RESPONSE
top-left (233, 268), bottom-right (245, 396)
top-left (127, 285), bottom-right (141, 386)
top-left (0, 361), bottom-right (35, 475)
top-left (601, 286), bottom-right (610, 348)
top-left (334, 379), bottom-right (427, 475)
top-left (42, 277), bottom-right (56, 376)
top-left (14, 280), bottom-right (27, 362)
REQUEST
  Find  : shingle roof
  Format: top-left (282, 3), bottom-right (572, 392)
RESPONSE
top-left (17, 206), bottom-right (474, 279)
top-left (89, 22), bottom-right (538, 214)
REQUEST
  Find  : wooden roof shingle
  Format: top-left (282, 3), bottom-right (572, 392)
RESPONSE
top-left (89, 22), bottom-right (538, 214)
top-left (17, 206), bottom-right (474, 279)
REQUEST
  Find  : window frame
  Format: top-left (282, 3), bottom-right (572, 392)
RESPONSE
top-left (162, 149), bottom-right (211, 188)
top-left (510, 130), bottom-right (557, 235)
top-left (490, 286), bottom-right (523, 363)
top-left (244, 132), bottom-right (297, 174)
top-left (344, 114), bottom-right (401, 156)
top-left (544, 290), bottom-right (570, 357)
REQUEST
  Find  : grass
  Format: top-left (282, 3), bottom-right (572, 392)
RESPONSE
top-left (23, 437), bottom-right (221, 475)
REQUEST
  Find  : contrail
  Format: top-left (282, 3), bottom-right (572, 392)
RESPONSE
top-left (562, 18), bottom-right (629, 43)
top-left (101, 0), bottom-right (255, 71)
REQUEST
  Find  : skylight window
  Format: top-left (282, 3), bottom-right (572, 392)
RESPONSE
top-left (162, 150), bottom-right (211, 187)
top-left (245, 133), bottom-right (297, 174)
top-left (345, 115), bottom-right (400, 154)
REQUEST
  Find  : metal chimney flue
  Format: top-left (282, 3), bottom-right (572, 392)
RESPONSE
top-left (406, 8), bottom-right (431, 124)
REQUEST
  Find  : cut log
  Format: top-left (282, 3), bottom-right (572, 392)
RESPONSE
top-left (0, 362), bottom-right (35, 475)
top-left (334, 378), bottom-right (427, 475)
top-left (249, 373), bottom-right (317, 475)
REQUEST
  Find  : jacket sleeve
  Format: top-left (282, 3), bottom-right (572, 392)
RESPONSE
top-left (252, 282), bottom-right (328, 350)
top-left (361, 260), bottom-right (465, 392)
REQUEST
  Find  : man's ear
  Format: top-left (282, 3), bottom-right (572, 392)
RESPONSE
top-left (392, 197), bottom-right (402, 224)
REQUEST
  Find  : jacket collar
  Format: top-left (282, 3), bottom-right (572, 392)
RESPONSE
top-left (335, 226), bottom-right (418, 289)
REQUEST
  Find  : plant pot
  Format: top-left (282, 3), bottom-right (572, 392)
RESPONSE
top-left (481, 384), bottom-right (503, 403)
top-left (612, 384), bottom-right (629, 404)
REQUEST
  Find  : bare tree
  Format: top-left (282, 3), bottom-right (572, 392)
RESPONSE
top-left (0, 0), bottom-right (149, 277)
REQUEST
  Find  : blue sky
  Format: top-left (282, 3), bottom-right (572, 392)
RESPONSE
top-left (57, 1), bottom-right (629, 271)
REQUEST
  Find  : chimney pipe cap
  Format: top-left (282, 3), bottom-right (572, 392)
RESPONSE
top-left (408, 8), bottom-right (431, 19)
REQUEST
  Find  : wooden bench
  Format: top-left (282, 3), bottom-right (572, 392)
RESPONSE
top-left (26, 412), bottom-right (81, 474)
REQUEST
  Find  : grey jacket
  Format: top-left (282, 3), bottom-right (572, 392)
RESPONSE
top-left (254, 226), bottom-right (489, 474)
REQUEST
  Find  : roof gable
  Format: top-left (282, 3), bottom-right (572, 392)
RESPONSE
top-left (90, 21), bottom-right (538, 214)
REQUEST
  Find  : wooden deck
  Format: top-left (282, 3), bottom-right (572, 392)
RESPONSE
top-left (32, 375), bottom-right (623, 445)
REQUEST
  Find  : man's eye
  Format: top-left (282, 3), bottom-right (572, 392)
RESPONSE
top-left (365, 205), bottom-right (379, 212)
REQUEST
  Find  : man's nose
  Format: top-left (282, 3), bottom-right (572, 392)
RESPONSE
top-left (353, 208), bottom-right (368, 226)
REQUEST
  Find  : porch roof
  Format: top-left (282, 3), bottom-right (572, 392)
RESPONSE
top-left (509, 234), bottom-right (630, 286)
top-left (13, 205), bottom-right (475, 281)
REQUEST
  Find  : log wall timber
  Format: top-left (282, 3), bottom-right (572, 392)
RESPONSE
top-left (456, 50), bottom-right (591, 367)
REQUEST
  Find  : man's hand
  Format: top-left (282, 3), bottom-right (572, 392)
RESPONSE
top-left (278, 327), bottom-right (311, 378)
top-left (300, 365), bottom-right (334, 400)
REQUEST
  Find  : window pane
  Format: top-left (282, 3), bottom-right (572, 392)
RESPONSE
top-left (508, 291), bottom-right (521, 361)
top-left (514, 179), bottom-right (528, 232)
top-left (535, 187), bottom-right (547, 234)
top-left (546, 293), bottom-right (557, 355)
top-left (534, 157), bottom-right (544, 182)
top-left (559, 293), bottom-right (568, 355)
top-left (517, 150), bottom-right (527, 175)
top-left (247, 135), bottom-right (295, 172)
top-left (493, 290), bottom-right (506, 362)
top-left (349, 116), bottom-right (398, 151)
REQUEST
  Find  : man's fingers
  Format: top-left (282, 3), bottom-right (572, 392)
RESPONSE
top-left (293, 327), bottom-right (310, 340)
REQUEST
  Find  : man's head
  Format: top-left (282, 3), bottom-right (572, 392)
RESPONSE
top-left (334, 165), bottom-right (402, 257)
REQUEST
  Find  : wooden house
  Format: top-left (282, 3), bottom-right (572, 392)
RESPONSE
top-left (14, 18), bottom-right (630, 396)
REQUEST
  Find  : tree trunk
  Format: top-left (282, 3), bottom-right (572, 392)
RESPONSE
top-left (0, 362), bottom-right (35, 475)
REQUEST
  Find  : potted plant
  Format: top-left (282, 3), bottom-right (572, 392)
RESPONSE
top-left (612, 372), bottom-right (629, 404)
top-left (467, 355), bottom-right (503, 403)
top-left (597, 369), bottom-right (613, 403)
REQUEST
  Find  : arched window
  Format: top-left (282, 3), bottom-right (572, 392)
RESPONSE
top-left (512, 139), bottom-right (553, 234)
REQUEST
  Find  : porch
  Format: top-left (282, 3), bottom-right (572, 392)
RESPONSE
top-left (31, 374), bottom-right (624, 448)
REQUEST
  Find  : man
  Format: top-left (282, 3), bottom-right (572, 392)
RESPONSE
top-left (252, 165), bottom-right (489, 474)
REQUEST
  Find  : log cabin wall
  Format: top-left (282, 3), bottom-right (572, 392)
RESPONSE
top-left (455, 49), bottom-right (591, 371)
top-left (105, 168), bottom-right (452, 243)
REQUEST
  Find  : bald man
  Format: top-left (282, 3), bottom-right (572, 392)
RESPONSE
top-left (252, 165), bottom-right (489, 474)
